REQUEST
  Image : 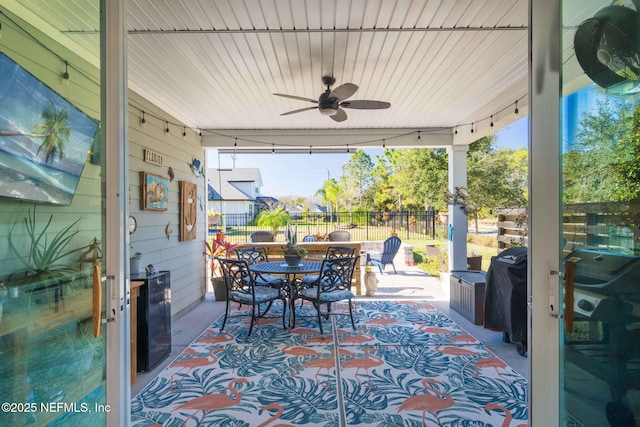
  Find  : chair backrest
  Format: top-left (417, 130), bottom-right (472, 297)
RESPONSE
top-left (216, 257), bottom-right (254, 295)
top-left (325, 245), bottom-right (356, 259)
top-left (328, 230), bottom-right (351, 242)
top-left (302, 235), bottom-right (317, 242)
top-left (314, 256), bottom-right (359, 291)
top-left (235, 246), bottom-right (269, 265)
top-left (250, 231), bottom-right (276, 242)
top-left (381, 236), bottom-right (402, 262)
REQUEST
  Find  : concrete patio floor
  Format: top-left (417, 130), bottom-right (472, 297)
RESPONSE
top-left (132, 260), bottom-right (529, 396)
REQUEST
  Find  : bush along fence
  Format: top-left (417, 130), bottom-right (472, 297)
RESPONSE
top-left (209, 210), bottom-right (441, 243)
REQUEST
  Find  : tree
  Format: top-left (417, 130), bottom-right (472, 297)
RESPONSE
top-left (256, 207), bottom-right (290, 235)
top-left (564, 100), bottom-right (634, 203)
top-left (315, 178), bottom-right (341, 220)
top-left (33, 102), bottom-right (71, 164)
top-left (341, 149), bottom-right (374, 206)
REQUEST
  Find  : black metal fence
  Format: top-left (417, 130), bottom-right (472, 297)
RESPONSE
top-left (209, 210), bottom-right (441, 243)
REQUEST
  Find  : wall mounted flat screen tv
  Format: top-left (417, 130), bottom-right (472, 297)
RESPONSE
top-left (0, 52), bottom-right (98, 205)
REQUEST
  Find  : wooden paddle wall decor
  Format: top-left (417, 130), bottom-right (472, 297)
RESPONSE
top-left (179, 181), bottom-right (197, 241)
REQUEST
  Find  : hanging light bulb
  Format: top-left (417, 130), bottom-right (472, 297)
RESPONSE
top-left (140, 111), bottom-right (146, 128)
top-left (309, 146), bottom-right (312, 155)
top-left (164, 121), bottom-right (170, 135)
top-left (490, 115), bottom-right (494, 128)
top-left (382, 139), bottom-right (386, 148)
top-left (61, 61), bottom-right (70, 85)
top-left (182, 126), bottom-right (187, 138)
top-left (234, 138), bottom-right (237, 148)
top-left (198, 130), bottom-right (202, 137)
top-left (471, 123), bottom-right (474, 133)
top-left (417, 130), bottom-right (421, 141)
top-left (454, 127), bottom-right (458, 135)
top-left (514, 100), bottom-right (519, 119)
top-left (272, 144), bottom-right (275, 154)
top-left (346, 144), bottom-right (350, 153)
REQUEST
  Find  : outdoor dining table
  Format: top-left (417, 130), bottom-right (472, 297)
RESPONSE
top-left (249, 260), bottom-right (322, 327)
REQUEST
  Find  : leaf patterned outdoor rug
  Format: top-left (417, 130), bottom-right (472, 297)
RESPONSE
top-left (131, 300), bottom-right (528, 426)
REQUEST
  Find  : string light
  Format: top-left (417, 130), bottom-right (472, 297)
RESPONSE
top-left (234, 138), bottom-right (237, 147)
top-left (272, 144), bottom-right (275, 154)
top-left (164, 121), bottom-right (170, 135)
top-left (454, 127), bottom-right (458, 135)
top-left (309, 146), bottom-right (312, 154)
top-left (199, 130), bottom-right (202, 137)
top-left (514, 100), bottom-right (519, 118)
top-left (382, 139), bottom-right (386, 148)
top-left (140, 111), bottom-right (146, 128)
top-left (346, 144), bottom-right (350, 153)
top-left (470, 123), bottom-right (474, 133)
top-left (61, 61), bottom-right (70, 85)
top-left (182, 126), bottom-right (187, 138)
top-left (417, 130), bottom-right (421, 141)
top-left (490, 115), bottom-right (494, 127)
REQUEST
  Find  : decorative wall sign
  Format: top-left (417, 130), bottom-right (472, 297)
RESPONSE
top-left (144, 149), bottom-right (164, 166)
top-left (179, 181), bottom-right (197, 241)
top-left (141, 171), bottom-right (169, 211)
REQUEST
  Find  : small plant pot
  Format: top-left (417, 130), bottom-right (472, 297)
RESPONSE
top-left (284, 255), bottom-right (302, 267)
top-left (211, 278), bottom-right (227, 301)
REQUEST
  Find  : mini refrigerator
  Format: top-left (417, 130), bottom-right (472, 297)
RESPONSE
top-left (132, 270), bottom-right (172, 371)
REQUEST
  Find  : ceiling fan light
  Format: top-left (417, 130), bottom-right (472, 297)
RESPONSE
top-left (320, 107), bottom-right (338, 116)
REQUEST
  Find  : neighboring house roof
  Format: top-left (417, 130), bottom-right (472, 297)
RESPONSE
top-left (207, 184), bottom-right (222, 201)
top-left (256, 196), bottom-right (279, 205)
top-left (207, 168), bottom-right (263, 201)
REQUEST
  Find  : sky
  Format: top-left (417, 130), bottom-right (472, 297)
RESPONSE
top-left (207, 117), bottom-right (529, 198)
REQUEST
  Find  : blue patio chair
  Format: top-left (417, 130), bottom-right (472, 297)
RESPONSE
top-left (367, 236), bottom-right (401, 274)
top-left (216, 257), bottom-right (287, 336)
top-left (302, 235), bottom-right (317, 242)
top-left (296, 256), bottom-right (359, 335)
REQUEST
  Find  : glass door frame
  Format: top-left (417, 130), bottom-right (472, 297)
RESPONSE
top-left (102, 0), bottom-right (131, 425)
top-left (529, 0), bottom-right (563, 425)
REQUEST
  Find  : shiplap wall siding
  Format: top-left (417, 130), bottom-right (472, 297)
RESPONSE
top-left (128, 91), bottom-right (207, 318)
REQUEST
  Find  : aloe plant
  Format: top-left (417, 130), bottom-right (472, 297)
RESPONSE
top-left (8, 208), bottom-right (84, 286)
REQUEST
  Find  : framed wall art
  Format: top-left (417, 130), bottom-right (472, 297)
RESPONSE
top-left (140, 171), bottom-right (169, 211)
top-left (179, 181), bottom-right (197, 241)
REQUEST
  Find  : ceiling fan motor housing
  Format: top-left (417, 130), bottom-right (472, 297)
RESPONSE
top-left (574, 5), bottom-right (640, 94)
top-left (318, 91), bottom-right (339, 115)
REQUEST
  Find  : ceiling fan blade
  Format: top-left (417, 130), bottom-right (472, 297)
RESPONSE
top-left (330, 108), bottom-right (348, 122)
top-left (340, 100), bottom-right (391, 109)
top-left (280, 106), bottom-right (318, 116)
top-left (329, 83), bottom-right (358, 101)
top-left (273, 93), bottom-right (318, 104)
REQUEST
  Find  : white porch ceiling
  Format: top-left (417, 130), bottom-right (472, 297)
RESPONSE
top-left (8, 0), bottom-right (612, 148)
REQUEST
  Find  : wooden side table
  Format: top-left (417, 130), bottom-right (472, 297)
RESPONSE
top-left (130, 280), bottom-right (144, 385)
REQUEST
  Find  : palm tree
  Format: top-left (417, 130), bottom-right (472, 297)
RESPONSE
top-left (32, 102), bottom-right (71, 164)
top-left (316, 179), bottom-right (341, 224)
top-left (256, 207), bottom-right (290, 236)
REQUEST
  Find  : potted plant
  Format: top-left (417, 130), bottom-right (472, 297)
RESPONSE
top-left (364, 263), bottom-right (378, 296)
top-left (204, 231), bottom-right (237, 301)
top-left (7, 208), bottom-right (85, 305)
top-left (207, 209), bottom-right (221, 226)
top-left (282, 224), bottom-right (308, 267)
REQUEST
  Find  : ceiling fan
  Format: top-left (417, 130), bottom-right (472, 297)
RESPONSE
top-left (273, 75), bottom-right (391, 122)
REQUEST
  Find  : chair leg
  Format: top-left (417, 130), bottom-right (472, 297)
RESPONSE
top-left (377, 263), bottom-right (383, 274)
top-left (392, 262), bottom-right (396, 274)
top-left (314, 302), bottom-right (324, 335)
top-left (281, 298), bottom-right (287, 330)
top-left (247, 304), bottom-right (256, 337)
top-left (220, 299), bottom-right (231, 331)
top-left (348, 299), bottom-right (356, 330)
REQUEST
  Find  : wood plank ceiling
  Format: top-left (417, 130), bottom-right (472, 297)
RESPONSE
top-left (9, 0), bottom-right (610, 147)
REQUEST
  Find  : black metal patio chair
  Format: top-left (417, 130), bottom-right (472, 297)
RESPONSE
top-left (216, 257), bottom-right (287, 336)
